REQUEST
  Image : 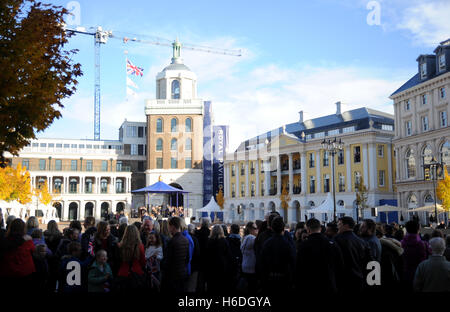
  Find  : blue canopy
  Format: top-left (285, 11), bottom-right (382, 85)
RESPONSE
top-left (132, 180), bottom-right (190, 194)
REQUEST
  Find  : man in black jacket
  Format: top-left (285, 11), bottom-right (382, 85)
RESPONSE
top-left (195, 217), bottom-right (211, 293)
top-left (260, 216), bottom-right (296, 294)
top-left (80, 216), bottom-right (96, 260)
top-left (333, 216), bottom-right (373, 293)
top-left (163, 216), bottom-right (189, 293)
top-left (296, 218), bottom-right (344, 293)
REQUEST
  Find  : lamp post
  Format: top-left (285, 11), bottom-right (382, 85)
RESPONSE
top-left (321, 137), bottom-right (344, 223)
top-left (429, 156), bottom-right (440, 226)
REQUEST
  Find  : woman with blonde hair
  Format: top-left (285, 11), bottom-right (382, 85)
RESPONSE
top-left (205, 224), bottom-right (234, 293)
top-left (26, 216), bottom-right (39, 235)
top-left (115, 225), bottom-right (146, 290)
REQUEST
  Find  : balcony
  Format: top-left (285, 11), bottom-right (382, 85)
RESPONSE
top-left (16, 164), bottom-right (131, 172)
top-left (293, 186), bottom-right (301, 194)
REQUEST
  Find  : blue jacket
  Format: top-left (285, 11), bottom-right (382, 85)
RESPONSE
top-left (182, 230), bottom-right (194, 275)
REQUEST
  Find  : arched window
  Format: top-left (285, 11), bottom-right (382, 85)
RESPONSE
top-left (408, 194), bottom-right (418, 209)
top-left (156, 118), bottom-right (163, 133)
top-left (171, 118), bottom-right (178, 132)
top-left (69, 178), bottom-right (78, 193)
top-left (406, 149), bottom-right (416, 178)
top-left (440, 141), bottom-right (450, 173)
top-left (185, 138), bottom-right (192, 151)
top-left (116, 179), bottom-right (124, 193)
top-left (185, 118), bottom-right (192, 132)
top-left (85, 178), bottom-right (93, 193)
top-left (171, 80), bottom-right (180, 99)
top-left (171, 138), bottom-right (177, 151)
top-left (54, 178), bottom-right (62, 193)
top-left (156, 138), bottom-right (163, 151)
top-left (422, 145), bottom-right (433, 177)
top-left (424, 194), bottom-right (434, 204)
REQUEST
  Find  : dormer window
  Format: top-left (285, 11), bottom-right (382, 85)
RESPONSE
top-left (439, 54), bottom-right (446, 71)
top-left (421, 62), bottom-right (427, 79)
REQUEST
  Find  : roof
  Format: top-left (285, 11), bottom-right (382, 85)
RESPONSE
top-left (131, 181), bottom-right (190, 194)
top-left (163, 63), bottom-right (191, 72)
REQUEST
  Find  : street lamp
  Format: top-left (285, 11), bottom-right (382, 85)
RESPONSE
top-left (429, 156), bottom-right (440, 226)
top-left (321, 137), bottom-right (344, 222)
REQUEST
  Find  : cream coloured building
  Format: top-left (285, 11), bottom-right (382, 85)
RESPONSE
top-left (391, 38), bottom-right (450, 224)
top-left (223, 103), bottom-right (397, 224)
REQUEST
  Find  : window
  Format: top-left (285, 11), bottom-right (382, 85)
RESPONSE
top-left (127, 126), bottom-right (137, 137)
top-left (231, 165), bottom-right (235, 177)
top-left (439, 54), bottom-right (446, 71)
top-left (315, 132), bottom-right (325, 139)
top-left (71, 160), bottom-right (77, 171)
top-left (185, 118), bottom-right (192, 132)
top-left (22, 160), bottom-right (29, 170)
top-left (156, 138), bottom-right (163, 151)
top-left (378, 170), bottom-right (385, 187)
top-left (138, 144), bottom-right (144, 156)
top-left (338, 150), bottom-right (344, 165)
top-left (131, 144), bottom-right (138, 155)
top-left (422, 145), bottom-right (433, 179)
top-left (138, 126), bottom-right (144, 138)
top-left (101, 160), bottom-right (108, 171)
top-left (156, 118), bottom-right (163, 133)
top-left (101, 179), bottom-right (108, 193)
top-left (382, 124), bottom-right (394, 131)
top-left (440, 111), bottom-right (447, 127)
top-left (54, 179), bottom-right (62, 193)
top-left (156, 158), bottom-right (163, 169)
top-left (116, 161), bottom-right (122, 172)
top-left (406, 149), bottom-right (415, 178)
top-left (405, 99), bottom-right (411, 111)
top-left (85, 179), bottom-right (93, 193)
top-left (185, 138), bottom-right (192, 151)
top-left (353, 146), bottom-right (361, 163)
top-left (323, 174), bottom-right (330, 193)
top-left (309, 153), bottom-right (315, 168)
top-left (421, 63), bottom-right (427, 79)
top-left (171, 118), bottom-right (178, 132)
top-left (116, 179), bottom-right (124, 193)
top-left (69, 179), bottom-right (78, 193)
top-left (323, 151), bottom-right (329, 167)
top-left (171, 157), bottom-right (178, 169)
top-left (440, 87), bottom-right (446, 99)
top-left (241, 163), bottom-right (245, 175)
top-left (342, 126), bottom-right (355, 133)
top-left (185, 157), bottom-right (192, 169)
top-left (421, 116), bottom-right (429, 132)
top-left (138, 161), bottom-right (145, 172)
top-left (250, 162), bottom-right (255, 175)
top-left (171, 80), bottom-right (180, 99)
top-left (86, 160), bottom-right (92, 171)
top-left (440, 141), bottom-right (450, 173)
top-left (241, 183), bottom-right (245, 197)
top-left (422, 94), bottom-right (427, 105)
top-left (406, 121), bottom-right (412, 136)
top-left (339, 173), bottom-right (345, 192)
top-left (171, 139), bottom-right (177, 151)
top-left (39, 159), bottom-right (46, 170)
top-left (309, 176), bottom-right (315, 194)
top-left (328, 129), bottom-right (339, 136)
top-left (377, 145), bottom-right (384, 157)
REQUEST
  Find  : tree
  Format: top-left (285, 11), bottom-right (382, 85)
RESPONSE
top-left (356, 177), bottom-right (368, 221)
top-left (437, 166), bottom-right (450, 213)
top-left (280, 185), bottom-right (291, 213)
top-left (216, 186), bottom-right (224, 210)
top-left (0, 0), bottom-right (82, 166)
top-left (35, 180), bottom-right (52, 205)
top-left (0, 163), bottom-right (33, 204)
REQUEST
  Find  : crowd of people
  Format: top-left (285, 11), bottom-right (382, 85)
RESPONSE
top-left (0, 210), bottom-right (449, 294)
top-left (139, 205), bottom-right (185, 220)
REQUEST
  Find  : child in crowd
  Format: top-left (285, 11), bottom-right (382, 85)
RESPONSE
top-left (145, 231), bottom-right (163, 291)
top-left (31, 229), bottom-right (53, 256)
top-left (32, 244), bottom-right (49, 288)
top-left (59, 242), bottom-right (90, 293)
top-left (88, 249), bottom-right (112, 293)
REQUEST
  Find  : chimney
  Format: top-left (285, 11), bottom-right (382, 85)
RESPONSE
top-left (299, 110), bottom-right (303, 123)
top-left (336, 101), bottom-right (341, 115)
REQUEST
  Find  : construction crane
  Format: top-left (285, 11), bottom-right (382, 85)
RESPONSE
top-left (63, 25), bottom-right (242, 141)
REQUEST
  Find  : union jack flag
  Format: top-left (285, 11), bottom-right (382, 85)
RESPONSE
top-left (126, 58), bottom-right (144, 76)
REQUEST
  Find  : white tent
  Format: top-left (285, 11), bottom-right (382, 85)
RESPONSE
top-left (197, 196), bottom-right (223, 213)
top-left (409, 204), bottom-right (445, 213)
top-left (375, 204), bottom-right (400, 212)
top-left (307, 193), bottom-right (351, 214)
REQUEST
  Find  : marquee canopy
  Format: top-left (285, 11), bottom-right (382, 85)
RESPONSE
top-left (197, 196), bottom-right (223, 213)
top-left (307, 193), bottom-right (351, 214)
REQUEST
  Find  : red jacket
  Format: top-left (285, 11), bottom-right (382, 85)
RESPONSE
top-left (0, 239), bottom-right (36, 277)
top-left (117, 243), bottom-right (146, 277)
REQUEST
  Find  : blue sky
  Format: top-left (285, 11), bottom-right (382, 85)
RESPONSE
top-left (38, 0), bottom-right (450, 150)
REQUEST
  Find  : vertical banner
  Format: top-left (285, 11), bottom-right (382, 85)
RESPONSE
top-left (213, 125), bottom-right (229, 199)
top-left (202, 101), bottom-right (213, 207)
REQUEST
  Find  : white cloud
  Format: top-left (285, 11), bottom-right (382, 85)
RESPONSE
top-left (397, 0), bottom-right (450, 47)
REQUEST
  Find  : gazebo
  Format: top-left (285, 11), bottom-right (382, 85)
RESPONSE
top-left (132, 179), bottom-right (190, 215)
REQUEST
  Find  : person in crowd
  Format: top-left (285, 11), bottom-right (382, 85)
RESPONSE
top-left (436, 221), bottom-right (446, 229)
top-left (226, 223), bottom-right (243, 289)
top-left (288, 222), bottom-right (297, 240)
top-left (260, 216), bottom-right (296, 294)
top-left (240, 221), bottom-right (258, 293)
top-left (325, 222), bottom-right (338, 241)
top-left (444, 236), bottom-right (450, 261)
top-left (0, 218), bottom-right (36, 292)
top-left (221, 224), bottom-right (229, 237)
top-left (205, 224), bottom-right (234, 294)
top-left (26, 216), bottom-right (39, 236)
top-left (59, 242), bottom-right (90, 293)
top-left (359, 219), bottom-right (382, 262)
top-left (69, 220), bottom-right (82, 242)
top-left (108, 219), bottom-right (119, 238)
top-left (140, 218), bottom-right (154, 246)
top-left (422, 233), bottom-right (431, 242)
top-left (295, 218), bottom-right (343, 293)
top-left (186, 224), bottom-right (201, 293)
top-left (160, 219), bottom-right (171, 243)
top-left (413, 237), bottom-right (450, 292)
top-left (81, 216), bottom-right (97, 260)
top-left (195, 217), bottom-right (211, 293)
top-left (254, 213), bottom-right (278, 278)
top-left (32, 244), bottom-right (49, 289)
top-left (180, 218), bottom-right (194, 281)
top-left (401, 220), bottom-right (431, 290)
top-left (133, 221), bottom-right (142, 231)
top-left (88, 249), bottom-right (113, 293)
top-left (94, 221), bottom-right (119, 275)
top-left (333, 216), bottom-right (372, 293)
top-left (31, 229), bottom-right (52, 256)
top-left (379, 225), bottom-right (404, 291)
top-left (5, 215), bottom-right (16, 231)
top-left (115, 225), bottom-right (146, 291)
top-left (56, 227), bottom-right (80, 259)
top-left (394, 227), bottom-right (405, 242)
top-left (44, 220), bottom-right (62, 254)
top-left (145, 230), bottom-right (163, 291)
top-left (162, 217), bottom-right (189, 293)
top-left (117, 223), bottom-right (127, 241)
top-left (431, 229), bottom-right (444, 238)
